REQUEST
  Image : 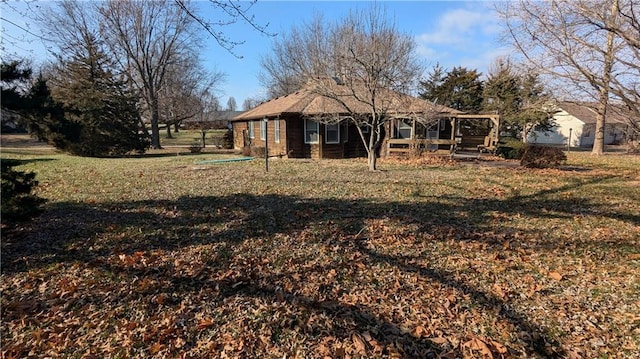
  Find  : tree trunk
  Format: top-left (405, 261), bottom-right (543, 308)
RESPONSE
top-left (592, 0), bottom-right (618, 155)
top-left (150, 96), bottom-right (162, 149)
top-left (166, 124), bottom-right (173, 139)
top-left (368, 151), bottom-right (377, 171)
top-left (367, 117), bottom-right (378, 171)
top-left (593, 92), bottom-right (608, 155)
top-left (174, 122), bottom-right (180, 133)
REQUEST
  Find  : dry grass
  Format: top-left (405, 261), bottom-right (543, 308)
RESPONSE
top-left (2, 142), bottom-right (639, 358)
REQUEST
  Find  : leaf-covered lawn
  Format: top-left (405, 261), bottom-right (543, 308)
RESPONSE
top-left (2, 150), bottom-right (639, 358)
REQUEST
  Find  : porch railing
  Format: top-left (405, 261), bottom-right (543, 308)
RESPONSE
top-left (387, 138), bottom-right (456, 154)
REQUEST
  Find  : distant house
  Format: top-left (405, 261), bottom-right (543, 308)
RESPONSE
top-left (231, 83), bottom-right (500, 159)
top-left (528, 102), bottom-right (637, 148)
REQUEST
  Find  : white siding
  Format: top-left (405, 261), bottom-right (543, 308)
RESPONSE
top-left (528, 110), bottom-right (585, 147)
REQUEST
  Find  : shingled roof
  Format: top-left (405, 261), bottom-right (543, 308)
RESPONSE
top-left (233, 83), bottom-right (461, 121)
top-left (557, 102), bottom-right (634, 125)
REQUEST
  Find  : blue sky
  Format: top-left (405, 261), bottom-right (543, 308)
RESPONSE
top-left (1, 1), bottom-right (509, 108)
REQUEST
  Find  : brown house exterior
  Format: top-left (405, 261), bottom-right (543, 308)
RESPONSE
top-left (232, 85), bottom-right (498, 159)
top-left (232, 114), bottom-right (369, 158)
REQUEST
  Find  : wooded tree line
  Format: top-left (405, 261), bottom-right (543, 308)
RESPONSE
top-left (1, 0), bottom-right (241, 155)
top-left (3, 0), bottom-right (638, 160)
top-left (418, 60), bottom-right (551, 141)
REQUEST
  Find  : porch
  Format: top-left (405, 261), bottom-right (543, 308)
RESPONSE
top-left (386, 114), bottom-right (500, 156)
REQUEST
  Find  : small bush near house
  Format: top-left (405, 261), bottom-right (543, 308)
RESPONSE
top-left (251, 146), bottom-right (266, 158)
top-left (222, 129), bottom-right (234, 149)
top-left (496, 138), bottom-right (527, 159)
top-left (520, 145), bottom-right (567, 168)
top-left (189, 140), bottom-right (203, 153)
top-left (1, 160), bottom-right (46, 222)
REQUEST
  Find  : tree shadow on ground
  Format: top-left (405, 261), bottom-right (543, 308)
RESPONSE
top-left (3, 174), bottom-right (635, 357)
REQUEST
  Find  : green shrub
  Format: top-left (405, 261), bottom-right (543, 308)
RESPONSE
top-left (189, 140), bottom-right (203, 153)
top-left (222, 129), bottom-right (234, 149)
top-left (496, 138), bottom-right (527, 159)
top-left (520, 145), bottom-right (567, 168)
top-left (1, 160), bottom-right (46, 222)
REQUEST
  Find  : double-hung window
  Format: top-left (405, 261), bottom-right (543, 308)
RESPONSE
top-left (305, 119), bottom-right (319, 144)
top-left (325, 123), bottom-right (340, 144)
top-left (260, 120), bottom-right (267, 140)
top-left (274, 119), bottom-right (280, 143)
top-left (248, 121), bottom-right (255, 139)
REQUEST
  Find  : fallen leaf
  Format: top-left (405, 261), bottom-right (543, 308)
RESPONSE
top-left (352, 332), bottom-right (367, 354)
top-left (549, 271), bottom-right (563, 281)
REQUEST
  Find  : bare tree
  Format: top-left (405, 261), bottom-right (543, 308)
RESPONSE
top-left (258, 15), bottom-right (328, 99)
top-left (158, 53), bottom-right (225, 138)
top-left (498, 0), bottom-right (628, 155)
top-left (242, 97), bottom-right (262, 110)
top-left (581, 1), bottom-right (640, 139)
top-left (261, 6), bottom-right (422, 171)
top-left (174, 0), bottom-right (273, 58)
top-left (98, 0), bottom-right (197, 149)
top-left (226, 96), bottom-right (237, 111)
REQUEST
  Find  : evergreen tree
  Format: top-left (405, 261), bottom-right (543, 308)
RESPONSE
top-left (49, 34), bottom-right (149, 156)
top-left (1, 60), bottom-right (32, 131)
top-left (25, 76), bottom-right (67, 144)
top-left (1, 61), bottom-right (47, 222)
top-left (482, 60), bottom-right (551, 140)
top-left (419, 65), bottom-right (484, 113)
top-left (419, 64), bottom-right (445, 103)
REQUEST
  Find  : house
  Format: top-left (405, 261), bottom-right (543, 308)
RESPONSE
top-left (527, 102), bottom-right (637, 148)
top-left (231, 83), bottom-right (500, 159)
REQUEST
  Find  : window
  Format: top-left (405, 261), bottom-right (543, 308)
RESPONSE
top-left (274, 119), bottom-right (280, 143)
top-left (425, 120), bottom-right (439, 139)
top-left (305, 119), bottom-right (319, 144)
top-left (248, 121), bottom-right (255, 139)
top-left (260, 120), bottom-right (267, 140)
top-left (398, 119), bottom-right (412, 139)
top-left (325, 123), bottom-right (340, 144)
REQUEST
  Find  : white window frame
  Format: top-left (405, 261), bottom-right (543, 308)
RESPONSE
top-left (274, 119), bottom-right (280, 143)
top-left (248, 121), bottom-right (255, 139)
top-left (260, 120), bottom-right (267, 140)
top-left (325, 123), bottom-right (340, 144)
top-left (304, 119), bottom-right (319, 144)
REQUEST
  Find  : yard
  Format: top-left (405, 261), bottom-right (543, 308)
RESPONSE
top-left (1, 138), bottom-right (639, 358)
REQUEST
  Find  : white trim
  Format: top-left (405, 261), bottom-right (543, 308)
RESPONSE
top-left (325, 123), bottom-right (340, 144)
top-left (304, 119), bottom-right (319, 144)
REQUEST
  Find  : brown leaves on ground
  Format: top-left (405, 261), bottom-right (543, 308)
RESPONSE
top-left (1, 153), bottom-right (639, 358)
